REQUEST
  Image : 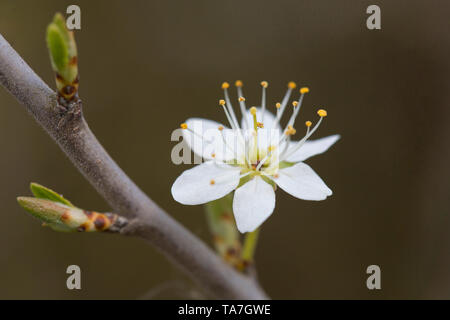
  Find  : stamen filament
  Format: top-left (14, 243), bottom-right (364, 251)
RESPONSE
top-left (281, 115), bottom-right (324, 160)
top-left (272, 82), bottom-right (295, 130)
top-left (250, 107), bottom-right (260, 160)
top-left (236, 81), bottom-right (251, 129)
top-left (260, 81), bottom-right (268, 123)
top-left (222, 83), bottom-right (240, 130)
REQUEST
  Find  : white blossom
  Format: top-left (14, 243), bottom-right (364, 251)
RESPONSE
top-left (172, 81), bottom-right (339, 233)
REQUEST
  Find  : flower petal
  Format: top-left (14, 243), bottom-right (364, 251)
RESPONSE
top-left (241, 108), bottom-right (281, 132)
top-left (284, 134), bottom-right (340, 162)
top-left (275, 162), bottom-right (332, 200)
top-left (183, 118), bottom-right (238, 161)
top-left (171, 161), bottom-right (241, 205)
top-left (232, 176), bottom-right (276, 233)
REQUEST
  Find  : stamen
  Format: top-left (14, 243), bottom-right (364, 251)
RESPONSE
top-left (300, 87), bottom-right (309, 94)
top-left (250, 106), bottom-right (260, 160)
top-left (284, 125), bottom-right (296, 136)
top-left (317, 109), bottom-right (327, 117)
top-left (257, 122), bottom-right (264, 128)
top-left (210, 179), bottom-right (215, 185)
top-left (261, 81), bottom-right (268, 122)
top-left (275, 102), bottom-right (282, 121)
top-left (236, 81), bottom-right (251, 129)
top-left (250, 106), bottom-right (258, 129)
top-left (305, 121), bottom-right (312, 127)
top-left (281, 110), bottom-right (326, 160)
top-left (180, 123), bottom-right (188, 129)
top-left (222, 83), bottom-right (240, 130)
top-left (281, 86), bottom-right (309, 137)
top-left (238, 96), bottom-right (250, 129)
top-left (219, 99), bottom-right (236, 130)
top-left (272, 81), bottom-right (296, 130)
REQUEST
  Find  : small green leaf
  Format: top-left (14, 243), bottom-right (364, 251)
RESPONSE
top-left (30, 183), bottom-right (74, 207)
top-left (46, 23), bottom-right (69, 72)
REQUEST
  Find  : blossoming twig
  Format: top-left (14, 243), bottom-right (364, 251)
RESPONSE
top-left (0, 32), bottom-right (267, 299)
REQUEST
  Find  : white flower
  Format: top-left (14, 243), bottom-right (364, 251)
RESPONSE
top-left (171, 81), bottom-right (340, 233)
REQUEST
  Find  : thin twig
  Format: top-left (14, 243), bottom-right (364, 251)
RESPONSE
top-left (0, 33), bottom-right (268, 299)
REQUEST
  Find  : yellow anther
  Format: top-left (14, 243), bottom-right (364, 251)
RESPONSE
top-left (285, 127), bottom-right (296, 136)
top-left (275, 102), bottom-right (281, 109)
top-left (219, 99), bottom-right (226, 106)
top-left (273, 173), bottom-right (279, 179)
top-left (235, 80), bottom-right (243, 87)
top-left (288, 125), bottom-right (294, 130)
top-left (300, 87), bottom-right (309, 94)
top-left (180, 123), bottom-right (188, 129)
top-left (257, 122), bottom-right (264, 128)
top-left (260, 81), bottom-right (268, 88)
top-left (250, 107), bottom-right (257, 115)
top-left (211, 153), bottom-right (216, 158)
top-left (288, 81), bottom-right (297, 89)
top-left (268, 145), bottom-right (277, 152)
top-left (239, 96), bottom-right (245, 102)
top-left (221, 82), bottom-right (230, 89)
top-left (218, 125), bottom-right (224, 131)
top-left (210, 179), bottom-right (215, 185)
top-left (317, 109), bottom-right (327, 117)
top-left (292, 101), bottom-right (298, 107)
top-left (305, 121), bottom-right (312, 127)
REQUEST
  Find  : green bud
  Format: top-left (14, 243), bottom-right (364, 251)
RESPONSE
top-left (17, 197), bottom-right (89, 232)
top-left (46, 12), bottom-right (78, 100)
top-left (17, 184), bottom-right (126, 233)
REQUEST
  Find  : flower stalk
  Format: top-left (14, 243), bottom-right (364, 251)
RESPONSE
top-left (204, 194), bottom-right (243, 269)
top-left (242, 228), bottom-right (260, 266)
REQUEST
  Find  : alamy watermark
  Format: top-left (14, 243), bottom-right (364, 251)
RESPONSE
top-left (366, 265), bottom-right (381, 290)
top-left (66, 264), bottom-right (81, 290)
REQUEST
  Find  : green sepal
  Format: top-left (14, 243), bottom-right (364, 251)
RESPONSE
top-left (278, 161), bottom-right (296, 169)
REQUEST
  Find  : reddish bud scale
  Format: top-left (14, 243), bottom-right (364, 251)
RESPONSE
top-left (76, 211), bottom-right (117, 232)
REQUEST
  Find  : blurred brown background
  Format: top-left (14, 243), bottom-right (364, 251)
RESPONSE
top-left (1, 0), bottom-right (450, 299)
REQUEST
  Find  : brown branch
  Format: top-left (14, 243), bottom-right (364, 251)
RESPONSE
top-left (0, 33), bottom-right (268, 299)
